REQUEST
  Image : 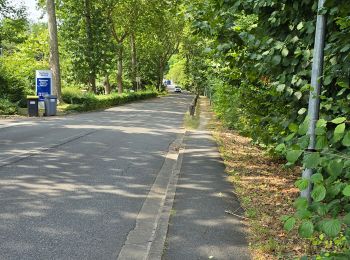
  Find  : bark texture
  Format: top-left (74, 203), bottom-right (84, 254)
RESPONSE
top-left (47, 0), bottom-right (62, 101)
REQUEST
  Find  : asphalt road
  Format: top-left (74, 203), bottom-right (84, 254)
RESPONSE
top-left (0, 94), bottom-right (192, 259)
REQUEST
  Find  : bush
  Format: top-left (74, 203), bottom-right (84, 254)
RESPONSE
top-left (0, 66), bottom-right (31, 107)
top-left (62, 89), bottom-right (158, 112)
top-left (0, 98), bottom-right (18, 115)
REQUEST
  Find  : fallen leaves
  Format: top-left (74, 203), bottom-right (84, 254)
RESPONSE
top-left (210, 117), bottom-right (307, 259)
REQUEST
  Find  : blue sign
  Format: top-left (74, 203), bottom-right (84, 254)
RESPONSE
top-left (36, 70), bottom-right (52, 101)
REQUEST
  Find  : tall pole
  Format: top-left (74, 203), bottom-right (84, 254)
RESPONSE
top-left (47, 0), bottom-right (62, 101)
top-left (301, 0), bottom-right (326, 202)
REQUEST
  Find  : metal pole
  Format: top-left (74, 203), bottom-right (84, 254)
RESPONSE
top-left (301, 0), bottom-right (327, 202)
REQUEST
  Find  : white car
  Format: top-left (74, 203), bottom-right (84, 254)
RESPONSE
top-left (174, 86), bottom-right (182, 93)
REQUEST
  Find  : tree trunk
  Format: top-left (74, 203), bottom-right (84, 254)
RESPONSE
top-left (130, 32), bottom-right (137, 91)
top-left (104, 74), bottom-right (111, 94)
top-left (117, 45), bottom-right (123, 94)
top-left (157, 61), bottom-right (164, 92)
top-left (46, 0), bottom-right (62, 102)
top-left (89, 74), bottom-right (97, 94)
top-left (84, 0), bottom-right (96, 94)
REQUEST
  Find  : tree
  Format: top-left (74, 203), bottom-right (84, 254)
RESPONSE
top-left (46, 0), bottom-right (61, 101)
top-left (107, 0), bottom-right (133, 94)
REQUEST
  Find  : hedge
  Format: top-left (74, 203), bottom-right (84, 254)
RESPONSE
top-left (62, 89), bottom-right (158, 112)
top-left (0, 98), bottom-right (18, 115)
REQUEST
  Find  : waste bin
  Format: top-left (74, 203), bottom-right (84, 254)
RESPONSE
top-left (44, 95), bottom-right (57, 116)
top-left (27, 96), bottom-right (39, 117)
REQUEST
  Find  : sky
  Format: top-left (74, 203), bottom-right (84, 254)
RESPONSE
top-left (12, 0), bottom-right (45, 22)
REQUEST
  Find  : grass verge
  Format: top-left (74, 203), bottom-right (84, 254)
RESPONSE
top-left (184, 98), bottom-right (200, 130)
top-left (208, 115), bottom-right (309, 259)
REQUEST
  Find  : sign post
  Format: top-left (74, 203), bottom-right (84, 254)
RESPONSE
top-left (36, 70), bottom-right (52, 101)
top-left (136, 76), bottom-right (141, 92)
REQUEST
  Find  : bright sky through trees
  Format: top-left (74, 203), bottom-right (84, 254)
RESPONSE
top-left (12, 0), bottom-right (44, 21)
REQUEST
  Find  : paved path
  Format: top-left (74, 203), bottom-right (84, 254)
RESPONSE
top-left (0, 95), bottom-right (250, 259)
top-left (0, 95), bottom-right (192, 259)
top-left (163, 99), bottom-right (250, 260)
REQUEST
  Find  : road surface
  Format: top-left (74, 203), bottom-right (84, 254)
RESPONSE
top-left (0, 94), bottom-right (192, 259)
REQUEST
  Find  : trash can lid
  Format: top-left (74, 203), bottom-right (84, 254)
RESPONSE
top-left (27, 95), bottom-right (39, 99)
top-left (44, 95), bottom-right (57, 99)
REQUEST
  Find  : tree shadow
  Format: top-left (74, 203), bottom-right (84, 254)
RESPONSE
top-left (0, 94), bottom-right (193, 259)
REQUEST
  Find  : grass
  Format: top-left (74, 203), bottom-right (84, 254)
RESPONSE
top-left (207, 110), bottom-right (310, 259)
top-left (183, 98), bottom-right (200, 130)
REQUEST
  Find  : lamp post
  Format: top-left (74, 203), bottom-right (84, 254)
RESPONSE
top-left (301, 0), bottom-right (327, 202)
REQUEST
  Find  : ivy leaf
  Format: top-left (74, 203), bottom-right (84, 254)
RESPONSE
top-left (310, 173), bottom-right (323, 184)
top-left (276, 84), bottom-right (286, 92)
top-left (288, 123), bottom-right (299, 133)
top-left (340, 44), bottom-right (350, 53)
top-left (342, 131), bottom-right (350, 147)
top-left (333, 123), bottom-right (346, 142)
top-left (297, 22), bottom-right (304, 30)
top-left (298, 220), bottom-right (314, 238)
top-left (344, 213), bottom-right (350, 226)
top-left (285, 133), bottom-right (295, 142)
top-left (311, 185), bottom-right (326, 202)
top-left (295, 178), bottom-right (309, 190)
top-left (316, 119), bottom-right (327, 128)
top-left (275, 143), bottom-right (286, 153)
top-left (272, 55), bottom-right (282, 65)
top-left (298, 108), bottom-right (307, 115)
top-left (315, 135), bottom-right (328, 150)
top-left (286, 150), bottom-right (303, 163)
top-left (331, 117), bottom-right (346, 124)
top-left (282, 48), bottom-right (289, 57)
top-left (324, 76), bottom-right (332, 86)
top-left (322, 219), bottom-right (341, 237)
top-left (296, 209), bottom-right (312, 219)
top-left (343, 185), bottom-right (350, 196)
top-left (284, 217), bottom-right (296, 232)
top-left (294, 197), bottom-right (308, 210)
top-left (294, 91), bottom-right (302, 100)
top-left (327, 160), bottom-right (344, 176)
top-left (303, 152), bottom-right (320, 169)
top-left (298, 117), bottom-right (310, 135)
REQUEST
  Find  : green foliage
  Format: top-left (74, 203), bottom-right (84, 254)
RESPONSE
top-left (62, 88), bottom-right (158, 112)
top-left (284, 217), bottom-right (296, 232)
top-left (0, 23), bottom-right (48, 106)
top-left (166, 54), bottom-right (190, 87)
top-left (0, 98), bottom-right (17, 115)
top-left (182, 0), bottom-right (350, 257)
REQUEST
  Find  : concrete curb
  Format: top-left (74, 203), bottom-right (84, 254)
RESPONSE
top-left (147, 137), bottom-right (186, 260)
top-left (117, 131), bottom-right (186, 260)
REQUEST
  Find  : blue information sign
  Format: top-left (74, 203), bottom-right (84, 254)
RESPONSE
top-left (36, 70), bottom-right (52, 101)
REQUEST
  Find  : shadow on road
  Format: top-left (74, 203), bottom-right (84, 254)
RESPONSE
top-left (0, 95), bottom-right (192, 259)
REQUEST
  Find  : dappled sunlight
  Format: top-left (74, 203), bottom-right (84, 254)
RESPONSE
top-left (213, 124), bottom-right (302, 258)
top-left (0, 94), bottom-right (193, 258)
top-left (165, 123), bottom-right (249, 259)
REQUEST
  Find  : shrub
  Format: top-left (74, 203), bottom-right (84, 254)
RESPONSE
top-left (63, 90), bottom-right (158, 112)
top-left (0, 98), bottom-right (18, 115)
top-left (0, 66), bottom-right (31, 107)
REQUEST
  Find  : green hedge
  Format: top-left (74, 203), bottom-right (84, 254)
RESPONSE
top-left (0, 98), bottom-right (18, 115)
top-left (62, 89), bottom-right (158, 112)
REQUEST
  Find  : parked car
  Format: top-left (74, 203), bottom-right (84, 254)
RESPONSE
top-left (174, 86), bottom-right (182, 93)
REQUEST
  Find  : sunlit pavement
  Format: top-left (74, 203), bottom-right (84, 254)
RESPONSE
top-left (0, 95), bottom-right (192, 259)
top-left (0, 95), bottom-right (249, 259)
top-left (163, 99), bottom-right (250, 260)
